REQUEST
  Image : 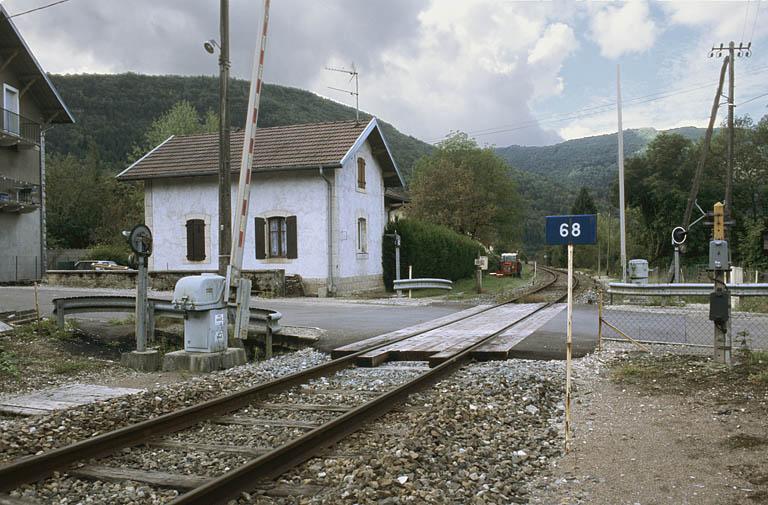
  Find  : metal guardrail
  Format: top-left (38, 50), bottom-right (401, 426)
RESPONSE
top-left (608, 282), bottom-right (768, 297)
top-left (393, 278), bottom-right (453, 291)
top-left (52, 296), bottom-right (282, 337)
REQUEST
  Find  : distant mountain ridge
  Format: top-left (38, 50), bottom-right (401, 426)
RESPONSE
top-left (495, 126), bottom-right (707, 192)
top-left (46, 73), bottom-right (433, 177)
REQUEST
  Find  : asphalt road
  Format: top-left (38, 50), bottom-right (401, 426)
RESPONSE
top-left (0, 286), bottom-right (467, 352)
top-left (0, 285), bottom-right (602, 359)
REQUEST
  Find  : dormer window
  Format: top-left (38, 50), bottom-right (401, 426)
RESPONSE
top-left (357, 157), bottom-right (366, 190)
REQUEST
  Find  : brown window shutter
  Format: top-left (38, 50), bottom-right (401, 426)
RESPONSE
top-left (357, 158), bottom-right (366, 189)
top-left (286, 216), bottom-right (298, 259)
top-left (186, 221), bottom-right (195, 261)
top-left (255, 217), bottom-right (266, 259)
top-left (186, 219), bottom-right (205, 261)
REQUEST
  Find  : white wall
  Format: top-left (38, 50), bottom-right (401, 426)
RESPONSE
top-left (145, 138), bottom-right (388, 293)
top-left (336, 140), bottom-right (386, 279)
top-left (148, 173), bottom-right (330, 281)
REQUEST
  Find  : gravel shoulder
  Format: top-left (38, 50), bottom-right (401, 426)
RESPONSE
top-left (527, 343), bottom-right (768, 505)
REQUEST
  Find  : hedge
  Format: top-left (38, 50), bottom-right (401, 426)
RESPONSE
top-left (382, 219), bottom-right (485, 290)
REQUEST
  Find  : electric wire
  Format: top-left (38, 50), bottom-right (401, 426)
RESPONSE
top-left (741, 0), bottom-right (751, 44)
top-left (736, 91), bottom-right (768, 107)
top-left (8, 0), bottom-right (73, 19)
top-left (430, 66), bottom-right (768, 143)
top-left (750, 0), bottom-right (762, 43)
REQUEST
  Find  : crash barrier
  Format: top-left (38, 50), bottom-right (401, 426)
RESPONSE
top-left (393, 278), bottom-right (453, 291)
top-left (599, 285), bottom-right (768, 351)
top-left (52, 296), bottom-right (282, 344)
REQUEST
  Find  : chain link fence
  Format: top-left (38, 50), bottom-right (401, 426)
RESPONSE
top-left (600, 293), bottom-right (768, 351)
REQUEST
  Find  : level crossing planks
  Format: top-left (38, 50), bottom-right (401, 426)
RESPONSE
top-left (330, 304), bottom-right (493, 359)
top-left (353, 303), bottom-right (546, 367)
top-left (471, 303), bottom-right (566, 361)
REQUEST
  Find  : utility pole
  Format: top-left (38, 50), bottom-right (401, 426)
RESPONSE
top-left (326, 64), bottom-right (360, 123)
top-left (705, 41), bottom-right (750, 365)
top-left (727, 41), bottom-right (735, 218)
top-left (708, 41), bottom-right (751, 222)
top-left (218, 0), bottom-right (231, 277)
top-left (616, 64), bottom-right (627, 282)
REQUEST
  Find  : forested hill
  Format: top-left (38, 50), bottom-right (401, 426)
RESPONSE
top-left (495, 126), bottom-right (706, 192)
top-left (46, 73), bottom-right (433, 177)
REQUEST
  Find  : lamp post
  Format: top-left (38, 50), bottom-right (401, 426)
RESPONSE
top-left (205, 0), bottom-right (231, 278)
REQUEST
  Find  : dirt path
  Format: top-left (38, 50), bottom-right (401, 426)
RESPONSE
top-left (528, 348), bottom-right (768, 505)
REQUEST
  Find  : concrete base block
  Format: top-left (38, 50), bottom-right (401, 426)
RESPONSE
top-left (121, 350), bottom-right (161, 372)
top-left (162, 348), bottom-right (247, 373)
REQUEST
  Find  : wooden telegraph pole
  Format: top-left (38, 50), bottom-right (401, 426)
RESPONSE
top-left (217, 0), bottom-right (231, 277)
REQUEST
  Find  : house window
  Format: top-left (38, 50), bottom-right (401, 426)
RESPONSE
top-left (269, 217), bottom-right (287, 257)
top-left (185, 219), bottom-right (206, 261)
top-left (2, 84), bottom-right (20, 136)
top-left (255, 216), bottom-right (297, 259)
top-left (357, 218), bottom-right (367, 254)
top-left (357, 157), bottom-right (366, 190)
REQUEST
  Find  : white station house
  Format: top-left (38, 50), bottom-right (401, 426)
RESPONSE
top-left (117, 118), bottom-right (405, 296)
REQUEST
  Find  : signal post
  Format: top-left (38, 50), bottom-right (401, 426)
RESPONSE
top-left (545, 214), bottom-right (597, 451)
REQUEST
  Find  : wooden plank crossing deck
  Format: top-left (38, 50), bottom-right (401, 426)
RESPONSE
top-left (330, 305), bottom-right (493, 359)
top-left (0, 384), bottom-right (144, 416)
top-left (345, 303), bottom-right (564, 367)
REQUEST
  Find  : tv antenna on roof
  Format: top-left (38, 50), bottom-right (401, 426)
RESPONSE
top-left (325, 63), bottom-right (359, 123)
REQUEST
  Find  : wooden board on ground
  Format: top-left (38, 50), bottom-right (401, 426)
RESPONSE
top-left (0, 384), bottom-right (144, 416)
top-left (330, 305), bottom-right (493, 359)
top-left (471, 304), bottom-right (566, 361)
top-left (69, 465), bottom-right (325, 496)
top-left (353, 303), bottom-right (545, 367)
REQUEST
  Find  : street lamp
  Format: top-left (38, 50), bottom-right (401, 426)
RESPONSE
top-left (205, 0), bottom-right (231, 277)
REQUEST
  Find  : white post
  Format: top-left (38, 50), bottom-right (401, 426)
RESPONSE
top-left (565, 243), bottom-right (573, 451)
top-left (617, 64), bottom-right (628, 283)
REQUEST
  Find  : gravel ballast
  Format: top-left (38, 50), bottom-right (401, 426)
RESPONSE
top-left (2, 349), bottom-right (589, 504)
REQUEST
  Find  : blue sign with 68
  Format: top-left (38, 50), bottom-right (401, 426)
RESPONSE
top-left (545, 214), bottom-right (597, 245)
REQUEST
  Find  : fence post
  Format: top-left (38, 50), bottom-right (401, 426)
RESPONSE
top-left (597, 290), bottom-right (603, 352)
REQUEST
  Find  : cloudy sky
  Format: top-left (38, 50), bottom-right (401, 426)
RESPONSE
top-left (3, 0), bottom-right (767, 146)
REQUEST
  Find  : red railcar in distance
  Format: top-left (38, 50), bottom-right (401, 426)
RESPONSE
top-left (495, 252), bottom-right (522, 277)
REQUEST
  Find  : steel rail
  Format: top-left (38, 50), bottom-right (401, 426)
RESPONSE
top-left (170, 279), bottom-right (571, 504)
top-left (0, 266), bottom-right (565, 493)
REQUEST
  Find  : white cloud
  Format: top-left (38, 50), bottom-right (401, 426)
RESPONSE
top-left (589, 2), bottom-right (657, 59)
top-left (312, 0), bottom-right (574, 145)
top-left (528, 23), bottom-right (578, 99)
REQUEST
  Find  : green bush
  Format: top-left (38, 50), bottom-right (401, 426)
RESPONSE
top-left (382, 218), bottom-right (485, 290)
top-left (84, 243), bottom-right (133, 266)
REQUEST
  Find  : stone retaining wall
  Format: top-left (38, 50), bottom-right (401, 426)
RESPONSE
top-left (45, 269), bottom-right (285, 297)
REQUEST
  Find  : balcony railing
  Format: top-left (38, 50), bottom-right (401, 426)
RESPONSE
top-left (0, 176), bottom-right (40, 213)
top-left (0, 107), bottom-right (41, 147)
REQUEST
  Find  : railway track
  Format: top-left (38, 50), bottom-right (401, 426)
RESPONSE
top-left (0, 266), bottom-right (575, 505)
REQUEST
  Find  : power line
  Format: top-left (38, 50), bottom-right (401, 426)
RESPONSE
top-left (429, 66), bottom-right (768, 143)
top-left (741, 0), bottom-right (751, 44)
top-left (750, 0), bottom-right (762, 43)
top-left (736, 90), bottom-right (768, 106)
top-left (8, 0), bottom-right (73, 19)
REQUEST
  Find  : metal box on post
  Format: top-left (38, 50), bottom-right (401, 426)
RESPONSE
top-left (172, 274), bottom-right (228, 353)
top-left (628, 259), bottom-right (649, 284)
top-left (709, 240), bottom-right (730, 270)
